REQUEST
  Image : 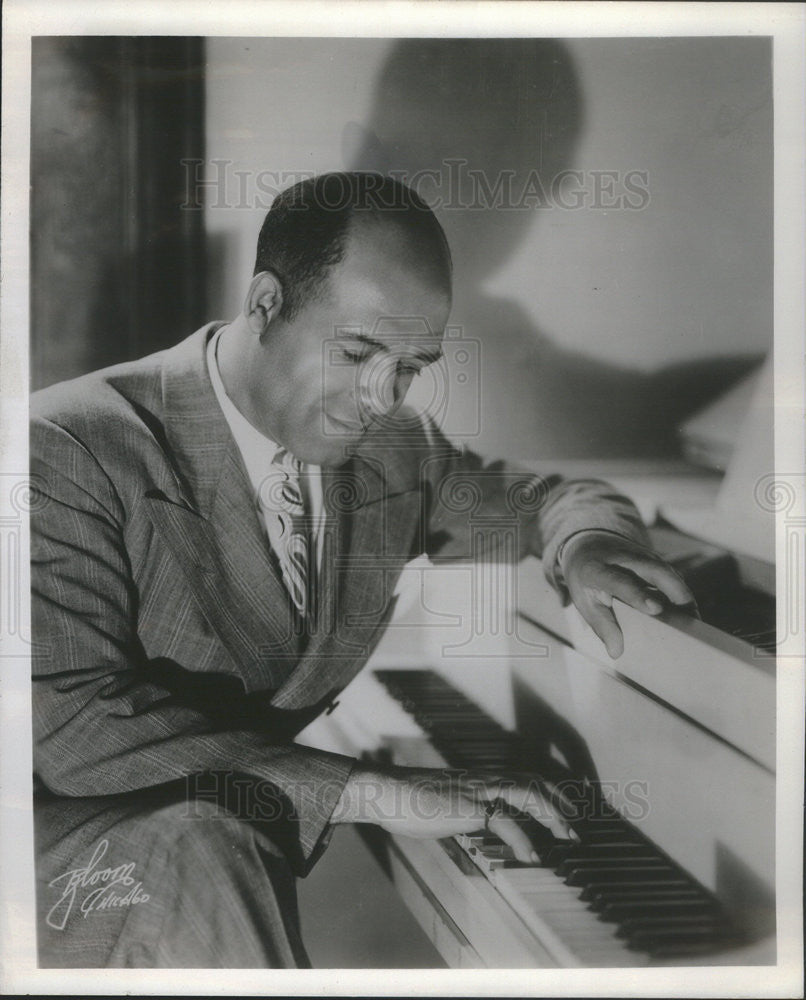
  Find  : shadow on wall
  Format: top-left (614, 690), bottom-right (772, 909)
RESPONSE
top-left (347, 39), bottom-right (762, 460)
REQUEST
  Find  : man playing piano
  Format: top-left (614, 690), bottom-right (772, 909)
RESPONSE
top-left (31, 172), bottom-right (695, 966)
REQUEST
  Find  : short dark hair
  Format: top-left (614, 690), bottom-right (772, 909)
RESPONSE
top-left (253, 172), bottom-right (451, 321)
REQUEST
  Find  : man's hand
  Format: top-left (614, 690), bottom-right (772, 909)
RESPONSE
top-left (560, 531), bottom-right (697, 659)
top-left (331, 764), bottom-right (578, 863)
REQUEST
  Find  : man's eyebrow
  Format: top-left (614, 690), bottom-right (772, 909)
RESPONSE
top-left (349, 333), bottom-right (443, 365)
top-left (413, 345), bottom-right (444, 364)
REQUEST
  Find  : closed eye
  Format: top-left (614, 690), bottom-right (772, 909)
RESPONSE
top-left (341, 345), bottom-right (438, 376)
top-left (396, 360), bottom-right (423, 377)
top-left (342, 348), bottom-right (374, 364)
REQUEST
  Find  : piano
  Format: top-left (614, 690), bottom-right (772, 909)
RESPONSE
top-left (298, 361), bottom-right (781, 968)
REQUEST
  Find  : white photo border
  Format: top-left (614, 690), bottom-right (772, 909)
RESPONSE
top-left (1, 2), bottom-right (803, 996)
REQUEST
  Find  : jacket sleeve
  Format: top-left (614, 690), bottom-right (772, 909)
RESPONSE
top-left (419, 421), bottom-right (651, 601)
top-left (30, 416), bottom-right (353, 872)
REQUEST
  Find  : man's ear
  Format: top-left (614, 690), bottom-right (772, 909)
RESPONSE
top-left (244, 271), bottom-right (284, 334)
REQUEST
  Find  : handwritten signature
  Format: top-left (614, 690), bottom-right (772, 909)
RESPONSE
top-left (46, 839), bottom-right (150, 930)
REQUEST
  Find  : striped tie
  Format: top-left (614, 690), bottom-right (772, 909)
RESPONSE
top-left (270, 448), bottom-right (311, 620)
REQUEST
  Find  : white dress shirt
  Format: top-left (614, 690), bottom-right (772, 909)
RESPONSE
top-left (206, 326), bottom-right (325, 571)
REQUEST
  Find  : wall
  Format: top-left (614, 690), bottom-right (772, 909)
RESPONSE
top-left (204, 37), bottom-right (771, 460)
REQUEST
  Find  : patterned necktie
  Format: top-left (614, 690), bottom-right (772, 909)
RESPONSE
top-left (268, 448), bottom-right (312, 620)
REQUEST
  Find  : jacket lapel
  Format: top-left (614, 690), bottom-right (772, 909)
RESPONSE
top-left (269, 455), bottom-right (422, 709)
top-left (144, 325), bottom-right (302, 691)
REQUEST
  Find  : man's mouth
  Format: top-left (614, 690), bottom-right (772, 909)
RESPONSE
top-left (326, 413), bottom-right (366, 434)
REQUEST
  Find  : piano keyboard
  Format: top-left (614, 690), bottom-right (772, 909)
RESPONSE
top-left (374, 668), bottom-right (740, 967)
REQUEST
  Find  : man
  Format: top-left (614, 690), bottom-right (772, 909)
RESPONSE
top-left (31, 173), bottom-right (694, 967)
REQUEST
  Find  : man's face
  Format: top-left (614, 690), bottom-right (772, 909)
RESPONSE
top-left (249, 232), bottom-right (451, 467)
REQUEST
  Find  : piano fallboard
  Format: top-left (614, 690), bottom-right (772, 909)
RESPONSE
top-left (516, 556), bottom-right (776, 772)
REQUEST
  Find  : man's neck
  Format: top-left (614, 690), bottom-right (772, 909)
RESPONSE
top-left (215, 318), bottom-right (275, 441)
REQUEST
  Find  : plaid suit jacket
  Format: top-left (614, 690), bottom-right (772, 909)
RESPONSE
top-left (30, 323), bottom-right (649, 871)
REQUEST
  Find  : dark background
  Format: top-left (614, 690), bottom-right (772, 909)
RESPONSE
top-left (30, 37), bottom-right (206, 389)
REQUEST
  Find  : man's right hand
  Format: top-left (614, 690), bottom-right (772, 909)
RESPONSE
top-left (330, 763), bottom-right (578, 863)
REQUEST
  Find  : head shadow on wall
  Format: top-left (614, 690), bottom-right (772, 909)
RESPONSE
top-left (345, 38), bottom-right (761, 460)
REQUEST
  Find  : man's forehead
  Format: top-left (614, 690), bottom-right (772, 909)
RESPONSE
top-left (339, 212), bottom-right (451, 295)
top-left (334, 249), bottom-right (449, 323)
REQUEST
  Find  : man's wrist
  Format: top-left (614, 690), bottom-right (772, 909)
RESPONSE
top-left (330, 765), bottom-right (387, 825)
top-left (556, 529), bottom-right (631, 580)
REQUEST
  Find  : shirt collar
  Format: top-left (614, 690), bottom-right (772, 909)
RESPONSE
top-left (206, 326), bottom-right (323, 520)
top-left (206, 326), bottom-right (287, 485)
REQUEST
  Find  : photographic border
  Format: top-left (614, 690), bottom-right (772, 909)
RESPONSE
top-left (2, 2), bottom-right (803, 995)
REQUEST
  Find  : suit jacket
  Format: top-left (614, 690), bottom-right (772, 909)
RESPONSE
top-left (30, 322), bottom-right (649, 871)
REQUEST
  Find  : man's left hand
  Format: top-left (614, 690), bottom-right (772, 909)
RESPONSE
top-left (560, 532), bottom-right (697, 659)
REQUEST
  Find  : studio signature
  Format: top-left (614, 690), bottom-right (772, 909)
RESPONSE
top-left (46, 839), bottom-right (150, 930)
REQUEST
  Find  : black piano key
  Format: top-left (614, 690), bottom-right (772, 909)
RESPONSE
top-left (647, 938), bottom-right (738, 959)
top-left (622, 924), bottom-right (726, 948)
top-left (415, 696), bottom-right (470, 707)
top-left (627, 925), bottom-right (725, 952)
top-left (579, 877), bottom-right (692, 900)
top-left (395, 685), bottom-right (464, 694)
top-left (425, 702), bottom-right (478, 711)
top-left (434, 739), bottom-right (515, 751)
top-left (438, 755), bottom-right (514, 769)
top-left (437, 726), bottom-right (513, 735)
top-left (587, 886), bottom-right (703, 910)
top-left (523, 831), bottom-right (568, 864)
top-left (420, 711), bottom-right (502, 720)
top-left (573, 828), bottom-right (639, 847)
top-left (432, 721), bottom-right (509, 730)
top-left (441, 737), bottom-right (514, 749)
top-left (431, 716), bottom-right (495, 727)
top-left (558, 856), bottom-right (668, 877)
top-left (427, 725), bottom-right (510, 741)
top-left (552, 844), bottom-right (655, 865)
top-left (628, 919), bottom-right (726, 939)
top-left (436, 733), bottom-right (511, 744)
top-left (511, 823), bottom-right (564, 864)
top-left (566, 865), bottom-right (679, 887)
top-left (572, 821), bottom-right (632, 841)
top-left (616, 914), bottom-right (725, 939)
top-left (398, 675), bottom-right (441, 686)
top-left (435, 742), bottom-right (512, 755)
top-left (599, 898), bottom-right (719, 922)
top-left (544, 844), bottom-right (578, 867)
